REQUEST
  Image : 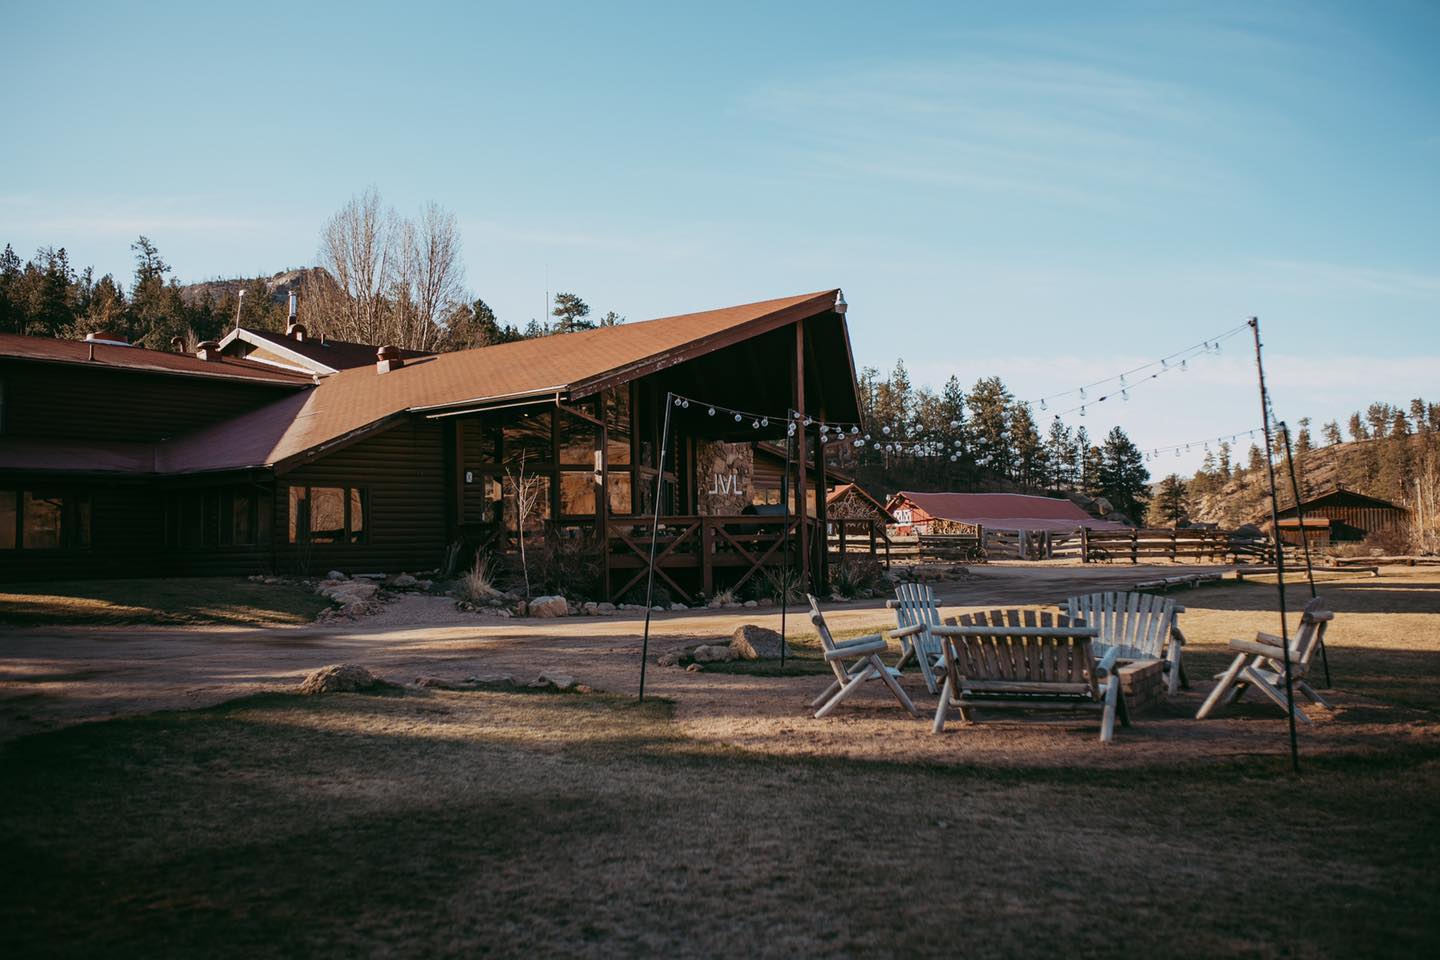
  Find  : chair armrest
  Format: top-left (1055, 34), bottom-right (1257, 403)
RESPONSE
top-left (823, 635), bottom-right (888, 661)
top-left (1228, 638), bottom-right (1302, 660)
top-left (1173, 604), bottom-right (1186, 612)
top-left (1095, 647), bottom-right (1121, 677)
top-left (885, 600), bottom-right (901, 609)
top-left (888, 622), bottom-right (926, 640)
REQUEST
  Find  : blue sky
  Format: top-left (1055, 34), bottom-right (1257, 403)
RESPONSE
top-left (3, 1), bottom-right (1436, 471)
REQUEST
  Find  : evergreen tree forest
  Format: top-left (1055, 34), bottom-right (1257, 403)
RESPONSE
top-left (844, 362), bottom-right (1152, 523)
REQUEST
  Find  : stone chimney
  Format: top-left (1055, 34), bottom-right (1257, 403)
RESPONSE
top-left (376, 344), bottom-right (405, 374)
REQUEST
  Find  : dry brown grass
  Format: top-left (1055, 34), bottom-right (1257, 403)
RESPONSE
top-left (0, 577), bottom-right (330, 627)
top-left (4, 678), bottom-right (1439, 958)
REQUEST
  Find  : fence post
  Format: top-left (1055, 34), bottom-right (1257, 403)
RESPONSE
top-left (1081, 526), bottom-right (1090, 563)
top-left (1170, 529), bottom-right (1177, 563)
top-left (1130, 529), bottom-right (1138, 564)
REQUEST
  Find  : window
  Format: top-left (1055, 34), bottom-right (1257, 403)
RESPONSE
top-left (558, 409), bottom-right (599, 465)
top-left (502, 475), bottom-right (551, 534)
top-left (287, 485), bottom-right (366, 545)
top-left (604, 387), bottom-right (631, 466)
top-left (232, 493), bottom-right (255, 546)
top-left (607, 473), bottom-right (632, 515)
top-left (0, 491), bottom-right (15, 549)
top-left (559, 471), bottom-right (596, 516)
top-left (502, 408), bottom-right (552, 468)
top-left (0, 490), bottom-right (89, 550)
top-left (23, 493), bottom-right (64, 549)
top-left (309, 487), bottom-right (345, 544)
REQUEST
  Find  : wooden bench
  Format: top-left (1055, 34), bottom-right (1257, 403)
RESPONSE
top-left (931, 609), bottom-right (1129, 743)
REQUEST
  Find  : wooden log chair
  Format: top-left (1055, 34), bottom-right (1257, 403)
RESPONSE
top-left (1195, 596), bottom-right (1334, 723)
top-left (807, 595), bottom-right (921, 720)
top-left (1063, 591), bottom-right (1189, 696)
top-left (886, 582), bottom-right (951, 695)
top-left (931, 609), bottom-right (1129, 743)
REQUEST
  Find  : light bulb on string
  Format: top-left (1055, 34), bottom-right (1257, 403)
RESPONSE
top-left (1080, 405), bottom-right (1086, 417)
top-left (673, 397), bottom-right (682, 406)
top-left (882, 425), bottom-right (891, 435)
top-left (1122, 389), bottom-right (1129, 401)
top-left (707, 407), bottom-right (715, 416)
top-left (1079, 387), bottom-right (1087, 399)
top-left (1039, 399), bottom-right (1047, 411)
top-left (734, 413), bottom-right (742, 423)
top-left (760, 417), bottom-right (769, 428)
top-left (752, 420), bottom-right (760, 429)
top-left (1180, 359), bottom-right (1187, 372)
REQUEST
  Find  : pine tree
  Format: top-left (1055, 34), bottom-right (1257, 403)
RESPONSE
top-left (966, 376), bottom-right (1012, 477)
top-left (1295, 417), bottom-right (1313, 456)
top-left (1217, 440), bottom-right (1232, 481)
top-left (1009, 403), bottom-right (1045, 487)
top-left (550, 292), bottom-right (592, 333)
top-left (1153, 473), bottom-right (1189, 525)
top-left (1322, 420), bottom-right (1342, 445)
top-left (1247, 443), bottom-right (1266, 473)
top-left (1365, 402), bottom-right (1392, 438)
top-left (1046, 417), bottom-right (1072, 491)
top-left (1098, 427), bottom-right (1150, 523)
top-left (1347, 413), bottom-right (1368, 442)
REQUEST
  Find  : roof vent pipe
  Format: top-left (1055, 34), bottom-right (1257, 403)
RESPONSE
top-left (376, 344), bottom-right (404, 374)
top-left (170, 336), bottom-right (186, 353)
top-left (834, 290), bottom-right (847, 315)
top-left (196, 340), bottom-right (223, 361)
top-left (286, 321), bottom-right (307, 342)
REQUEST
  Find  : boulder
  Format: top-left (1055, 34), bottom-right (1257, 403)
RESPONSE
top-left (317, 580), bottom-right (379, 603)
top-left (657, 652), bottom-right (682, 667)
top-left (686, 663), bottom-right (703, 673)
top-left (596, 602), bottom-right (617, 614)
top-left (326, 569), bottom-right (347, 581)
top-left (581, 602), bottom-right (599, 615)
top-left (743, 600), bottom-right (758, 608)
top-left (532, 672), bottom-right (578, 691)
top-left (691, 643), bottom-right (737, 663)
top-left (389, 573), bottom-right (418, 589)
top-left (670, 603), bottom-right (688, 612)
top-left (529, 595), bottom-right (568, 618)
top-left (731, 625), bottom-right (790, 660)
top-left (298, 663), bottom-right (394, 695)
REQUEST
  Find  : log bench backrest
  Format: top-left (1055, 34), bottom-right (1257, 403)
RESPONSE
top-left (1063, 591), bottom-right (1178, 660)
top-left (947, 609), bottom-right (1102, 699)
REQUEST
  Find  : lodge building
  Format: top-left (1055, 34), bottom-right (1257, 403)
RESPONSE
top-left (0, 290), bottom-right (861, 600)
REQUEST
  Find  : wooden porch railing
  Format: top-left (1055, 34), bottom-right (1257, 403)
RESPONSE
top-left (604, 515), bottom-right (815, 603)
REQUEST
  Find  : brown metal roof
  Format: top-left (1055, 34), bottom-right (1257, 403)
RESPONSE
top-left (0, 438), bottom-right (159, 475)
top-left (158, 290), bottom-right (842, 474)
top-left (223, 327), bottom-right (433, 373)
top-left (0, 332), bottom-right (314, 386)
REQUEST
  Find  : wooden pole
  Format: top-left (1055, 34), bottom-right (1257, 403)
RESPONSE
top-left (780, 431), bottom-right (791, 668)
top-left (638, 392), bottom-right (675, 702)
top-left (1250, 318), bottom-right (1300, 772)
top-left (794, 321), bottom-right (809, 592)
top-left (1278, 420), bottom-right (1330, 687)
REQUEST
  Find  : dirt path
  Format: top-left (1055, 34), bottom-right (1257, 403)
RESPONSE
top-left (4, 563), bottom-right (1437, 768)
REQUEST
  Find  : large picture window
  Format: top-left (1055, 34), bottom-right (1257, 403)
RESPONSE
top-left (287, 485), bottom-right (367, 545)
top-left (0, 489), bottom-right (91, 550)
top-left (165, 487), bottom-right (260, 550)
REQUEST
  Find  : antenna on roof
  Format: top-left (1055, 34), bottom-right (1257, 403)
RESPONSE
top-left (234, 289), bottom-right (246, 330)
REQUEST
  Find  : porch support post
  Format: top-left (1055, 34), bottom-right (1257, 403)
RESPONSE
top-left (449, 419), bottom-right (464, 539)
top-left (814, 427), bottom-right (828, 590)
top-left (794, 319), bottom-right (809, 591)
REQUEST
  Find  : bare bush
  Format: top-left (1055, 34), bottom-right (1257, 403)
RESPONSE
top-left (456, 551), bottom-right (500, 603)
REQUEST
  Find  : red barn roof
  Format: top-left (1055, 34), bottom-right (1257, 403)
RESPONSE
top-left (888, 491), bottom-right (1128, 532)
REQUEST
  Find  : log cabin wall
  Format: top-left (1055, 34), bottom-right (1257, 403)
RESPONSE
top-left (274, 418), bottom-right (447, 574)
top-left (0, 358), bottom-right (307, 443)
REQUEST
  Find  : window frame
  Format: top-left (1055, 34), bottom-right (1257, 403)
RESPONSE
top-left (0, 488), bottom-right (92, 551)
top-left (286, 484), bottom-right (368, 546)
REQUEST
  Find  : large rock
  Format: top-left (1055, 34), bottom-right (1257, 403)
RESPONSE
top-left (389, 573), bottom-right (419, 589)
top-left (325, 570), bottom-right (347, 581)
top-left (731, 625), bottom-right (790, 660)
top-left (529, 595), bottom-right (568, 618)
top-left (316, 580), bottom-right (379, 604)
top-left (298, 663), bottom-right (392, 695)
top-left (691, 643), bottom-right (737, 663)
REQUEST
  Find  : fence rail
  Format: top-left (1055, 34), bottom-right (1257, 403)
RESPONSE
top-left (887, 524), bottom-right (1294, 565)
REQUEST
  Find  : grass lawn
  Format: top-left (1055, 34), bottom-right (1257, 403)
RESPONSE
top-left (4, 685), bottom-right (1438, 959)
top-left (0, 577), bottom-right (331, 627)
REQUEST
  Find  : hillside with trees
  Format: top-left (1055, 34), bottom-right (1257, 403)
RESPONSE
top-left (1157, 399), bottom-right (1440, 551)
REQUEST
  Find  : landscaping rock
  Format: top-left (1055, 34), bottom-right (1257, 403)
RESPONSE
top-left (416, 579), bottom-right (434, 591)
top-left (670, 603), bottom-right (688, 612)
top-left (691, 643), bottom-right (737, 663)
top-left (657, 652), bottom-right (682, 667)
top-left (326, 569), bottom-right (347, 581)
top-left (731, 624), bottom-right (790, 660)
top-left (743, 599), bottom-right (758, 608)
top-left (389, 573), bottom-right (419, 589)
top-left (686, 663), bottom-right (703, 673)
top-left (529, 595), bottom-right (568, 618)
top-left (531, 672), bottom-right (578, 691)
top-left (316, 580), bottom-right (380, 604)
top-left (298, 663), bottom-right (393, 695)
top-left (596, 602), bottom-right (616, 614)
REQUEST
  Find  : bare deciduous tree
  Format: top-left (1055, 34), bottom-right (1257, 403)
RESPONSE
top-left (305, 189), bottom-right (465, 351)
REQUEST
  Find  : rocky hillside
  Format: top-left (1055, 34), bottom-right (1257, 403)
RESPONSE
top-left (178, 267), bottom-right (336, 309)
top-left (1187, 433), bottom-right (1436, 528)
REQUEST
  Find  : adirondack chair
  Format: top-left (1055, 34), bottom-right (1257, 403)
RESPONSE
top-left (806, 595), bottom-right (921, 720)
top-left (886, 582), bottom-right (948, 695)
top-left (1063, 591), bottom-right (1188, 696)
top-left (1196, 596), bottom-right (1334, 723)
top-left (931, 609), bottom-right (1129, 742)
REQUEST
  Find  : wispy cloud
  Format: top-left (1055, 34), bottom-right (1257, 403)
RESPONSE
top-left (1255, 259), bottom-right (1440, 299)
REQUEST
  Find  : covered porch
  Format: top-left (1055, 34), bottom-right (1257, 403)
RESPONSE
top-left (425, 292), bottom-right (866, 602)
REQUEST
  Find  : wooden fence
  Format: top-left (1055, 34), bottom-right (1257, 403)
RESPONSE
top-left (886, 525), bottom-right (1294, 565)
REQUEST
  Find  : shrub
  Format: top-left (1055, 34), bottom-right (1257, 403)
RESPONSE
top-left (830, 556), bottom-right (886, 598)
top-left (756, 566), bottom-right (805, 605)
top-left (456, 551), bottom-right (501, 603)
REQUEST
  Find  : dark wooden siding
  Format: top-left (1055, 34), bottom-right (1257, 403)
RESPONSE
top-left (275, 418), bottom-right (448, 574)
top-left (0, 358), bottom-right (305, 443)
top-left (1278, 491), bottom-right (1408, 541)
top-left (0, 480), bottom-right (163, 581)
